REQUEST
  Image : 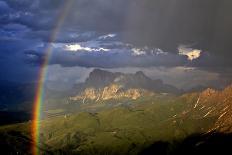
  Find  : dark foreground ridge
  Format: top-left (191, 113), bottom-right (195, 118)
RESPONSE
top-left (0, 131), bottom-right (231, 155)
top-left (140, 132), bottom-right (232, 155)
top-left (0, 111), bottom-right (31, 125)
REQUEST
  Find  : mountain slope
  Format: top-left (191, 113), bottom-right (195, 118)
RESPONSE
top-left (30, 85), bottom-right (232, 153)
top-left (1, 82), bottom-right (232, 154)
top-left (179, 85), bottom-right (232, 133)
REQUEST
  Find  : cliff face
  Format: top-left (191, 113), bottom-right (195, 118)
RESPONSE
top-left (70, 84), bottom-right (155, 102)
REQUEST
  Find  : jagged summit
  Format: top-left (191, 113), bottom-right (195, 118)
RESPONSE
top-left (89, 69), bottom-right (114, 78)
top-left (82, 69), bottom-right (180, 94)
top-left (85, 69), bottom-right (117, 88)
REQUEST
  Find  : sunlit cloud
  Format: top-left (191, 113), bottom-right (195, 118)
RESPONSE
top-left (131, 48), bottom-right (146, 56)
top-left (178, 45), bottom-right (202, 61)
top-left (65, 44), bottom-right (110, 52)
top-left (131, 47), bottom-right (168, 56)
top-left (65, 44), bottom-right (92, 51)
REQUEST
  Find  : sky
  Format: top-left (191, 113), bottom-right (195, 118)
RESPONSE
top-left (0, 0), bottom-right (232, 90)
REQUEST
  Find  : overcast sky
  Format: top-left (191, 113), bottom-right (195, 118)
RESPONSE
top-left (0, 0), bottom-right (231, 89)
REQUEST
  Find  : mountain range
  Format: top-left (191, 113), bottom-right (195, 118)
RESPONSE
top-left (1, 83), bottom-right (232, 154)
top-left (0, 69), bottom-right (232, 154)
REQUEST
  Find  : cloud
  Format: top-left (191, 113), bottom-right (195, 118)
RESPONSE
top-left (131, 48), bottom-right (146, 56)
top-left (178, 45), bottom-right (201, 61)
top-left (2, 0), bottom-right (232, 59)
top-left (22, 34), bottom-right (228, 72)
top-left (43, 65), bottom-right (222, 90)
top-left (45, 64), bottom-right (92, 90)
top-left (24, 50), bottom-right (45, 66)
top-left (98, 33), bottom-right (117, 40)
top-left (0, 1), bottom-right (11, 13)
top-left (65, 44), bottom-right (109, 52)
top-left (2, 23), bottom-right (29, 31)
top-left (24, 38), bottom-right (187, 68)
top-left (107, 67), bottom-right (221, 90)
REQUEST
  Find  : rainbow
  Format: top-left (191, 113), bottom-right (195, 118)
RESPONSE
top-left (31, 1), bottom-right (73, 154)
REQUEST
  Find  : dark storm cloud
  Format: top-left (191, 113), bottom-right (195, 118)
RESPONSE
top-left (1, 0), bottom-right (66, 31)
top-left (0, 1), bottom-right (11, 13)
top-left (49, 0), bottom-right (232, 59)
top-left (60, 0), bottom-right (232, 69)
top-left (4, 0), bottom-right (35, 10)
top-left (123, 0), bottom-right (232, 58)
top-left (185, 51), bottom-right (232, 75)
top-left (24, 44), bottom-right (188, 68)
top-left (50, 52), bottom-right (187, 68)
top-left (24, 50), bottom-right (46, 66)
top-left (2, 0), bottom-right (232, 56)
top-left (0, 0), bottom-right (232, 82)
top-left (0, 39), bottom-right (40, 82)
top-left (51, 54), bottom-right (184, 68)
top-left (5, 0), bottom-right (64, 11)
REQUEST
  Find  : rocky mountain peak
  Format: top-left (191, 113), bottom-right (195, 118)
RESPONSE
top-left (81, 69), bottom-right (180, 94)
top-left (87, 69), bottom-right (114, 80)
top-left (135, 71), bottom-right (146, 77)
top-left (89, 69), bottom-right (112, 77)
top-left (85, 69), bottom-right (117, 88)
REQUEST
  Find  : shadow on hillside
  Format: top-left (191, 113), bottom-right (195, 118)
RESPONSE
top-left (0, 131), bottom-right (52, 155)
top-left (0, 131), bottom-right (232, 155)
top-left (140, 132), bottom-right (232, 155)
top-left (0, 111), bottom-right (31, 125)
top-left (0, 131), bottom-right (33, 154)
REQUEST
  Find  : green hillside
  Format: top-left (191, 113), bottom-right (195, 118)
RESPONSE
top-left (0, 94), bottom-right (219, 154)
